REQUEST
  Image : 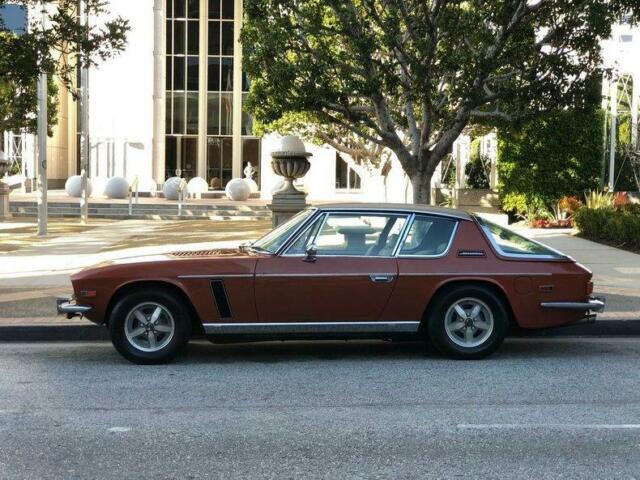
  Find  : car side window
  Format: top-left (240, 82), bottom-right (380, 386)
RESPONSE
top-left (286, 214), bottom-right (325, 255)
top-left (287, 213), bottom-right (407, 257)
top-left (399, 215), bottom-right (457, 257)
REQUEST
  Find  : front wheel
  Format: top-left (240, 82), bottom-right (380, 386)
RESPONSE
top-left (109, 290), bottom-right (191, 364)
top-left (426, 285), bottom-right (508, 360)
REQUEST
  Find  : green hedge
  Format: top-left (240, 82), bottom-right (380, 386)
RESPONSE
top-left (498, 108), bottom-right (603, 213)
top-left (574, 206), bottom-right (640, 251)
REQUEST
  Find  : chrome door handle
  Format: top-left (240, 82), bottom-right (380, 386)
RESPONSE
top-left (369, 274), bottom-right (394, 283)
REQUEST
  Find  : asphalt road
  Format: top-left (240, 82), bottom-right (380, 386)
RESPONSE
top-left (2, 338), bottom-right (640, 479)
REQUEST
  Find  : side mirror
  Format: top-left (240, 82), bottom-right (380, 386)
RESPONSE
top-left (303, 243), bottom-right (318, 262)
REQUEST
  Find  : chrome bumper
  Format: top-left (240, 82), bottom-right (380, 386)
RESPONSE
top-left (540, 296), bottom-right (606, 313)
top-left (56, 295), bottom-right (92, 319)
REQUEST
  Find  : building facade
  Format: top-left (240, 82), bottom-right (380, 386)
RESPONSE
top-left (5, 0), bottom-right (503, 202)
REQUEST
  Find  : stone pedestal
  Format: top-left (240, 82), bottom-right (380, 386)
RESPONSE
top-left (0, 182), bottom-right (11, 221)
top-left (268, 190), bottom-right (307, 227)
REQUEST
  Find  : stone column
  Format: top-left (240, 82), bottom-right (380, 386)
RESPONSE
top-left (0, 155), bottom-right (11, 220)
top-left (152, 0), bottom-right (166, 185)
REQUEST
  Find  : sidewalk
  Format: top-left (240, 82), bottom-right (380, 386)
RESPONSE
top-left (0, 220), bottom-right (639, 340)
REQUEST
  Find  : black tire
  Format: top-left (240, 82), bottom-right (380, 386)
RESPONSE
top-left (426, 284), bottom-right (508, 360)
top-left (109, 289), bottom-right (191, 365)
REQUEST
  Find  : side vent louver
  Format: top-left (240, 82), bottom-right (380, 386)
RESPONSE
top-left (457, 250), bottom-right (486, 258)
top-left (210, 280), bottom-right (232, 318)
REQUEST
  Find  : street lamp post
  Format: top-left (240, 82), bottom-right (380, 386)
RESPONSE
top-left (36, 1), bottom-right (48, 236)
top-left (0, 151), bottom-right (11, 220)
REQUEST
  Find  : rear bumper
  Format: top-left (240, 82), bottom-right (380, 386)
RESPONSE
top-left (540, 296), bottom-right (606, 313)
top-left (56, 295), bottom-right (92, 319)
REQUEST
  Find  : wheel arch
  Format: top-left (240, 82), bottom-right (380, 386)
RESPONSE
top-left (105, 280), bottom-right (204, 335)
top-left (420, 278), bottom-right (517, 329)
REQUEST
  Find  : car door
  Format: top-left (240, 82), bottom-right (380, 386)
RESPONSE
top-left (254, 211), bottom-right (409, 323)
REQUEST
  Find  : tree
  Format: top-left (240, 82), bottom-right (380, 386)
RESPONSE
top-left (0, 0), bottom-right (129, 133)
top-left (242, 0), bottom-right (639, 203)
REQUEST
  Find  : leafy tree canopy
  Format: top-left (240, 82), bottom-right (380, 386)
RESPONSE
top-left (0, 0), bottom-right (129, 133)
top-left (242, 0), bottom-right (639, 203)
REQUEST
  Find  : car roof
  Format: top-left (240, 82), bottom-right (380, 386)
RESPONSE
top-left (314, 203), bottom-right (472, 220)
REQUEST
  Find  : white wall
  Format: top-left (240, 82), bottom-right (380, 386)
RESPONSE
top-left (88, 0), bottom-right (154, 183)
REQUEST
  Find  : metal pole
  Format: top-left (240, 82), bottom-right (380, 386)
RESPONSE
top-left (608, 77), bottom-right (618, 191)
top-left (79, 0), bottom-right (89, 223)
top-left (36, 2), bottom-right (48, 236)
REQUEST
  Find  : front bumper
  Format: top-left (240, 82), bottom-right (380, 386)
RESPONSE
top-left (540, 296), bottom-right (606, 313)
top-left (56, 295), bottom-right (92, 319)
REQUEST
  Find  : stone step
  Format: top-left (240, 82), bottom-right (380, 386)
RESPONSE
top-left (10, 210), bottom-right (268, 221)
top-left (9, 201), bottom-right (270, 211)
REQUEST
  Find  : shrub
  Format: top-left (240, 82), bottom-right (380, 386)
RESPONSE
top-left (584, 190), bottom-right (613, 209)
top-left (464, 155), bottom-right (491, 189)
top-left (498, 108), bottom-right (602, 214)
top-left (574, 206), bottom-right (640, 251)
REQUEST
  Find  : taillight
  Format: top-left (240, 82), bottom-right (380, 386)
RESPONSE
top-left (586, 281), bottom-right (594, 295)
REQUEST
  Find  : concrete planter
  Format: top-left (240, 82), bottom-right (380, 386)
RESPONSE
top-left (455, 188), bottom-right (500, 208)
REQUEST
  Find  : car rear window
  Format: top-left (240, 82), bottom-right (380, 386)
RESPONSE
top-left (477, 217), bottom-right (565, 258)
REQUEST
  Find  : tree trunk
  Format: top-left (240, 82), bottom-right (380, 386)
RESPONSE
top-left (410, 171), bottom-right (434, 205)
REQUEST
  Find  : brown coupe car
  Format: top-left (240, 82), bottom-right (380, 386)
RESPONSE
top-left (57, 203), bottom-right (604, 364)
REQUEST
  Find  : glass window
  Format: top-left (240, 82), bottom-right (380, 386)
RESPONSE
top-left (286, 214), bottom-right (325, 255)
top-left (186, 56), bottom-right (199, 90)
top-left (187, 21), bottom-right (199, 55)
top-left (207, 58), bottom-right (220, 91)
top-left (186, 92), bottom-right (199, 134)
top-left (187, 0), bottom-right (199, 18)
top-left (477, 218), bottom-right (564, 258)
top-left (242, 139), bottom-right (260, 185)
top-left (166, 21), bottom-right (173, 53)
top-left (208, 0), bottom-right (220, 19)
top-left (221, 22), bottom-right (234, 55)
top-left (252, 209), bottom-right (317, 253)
top-left (174, 20), bottom-right (185, 52)
top-left (172, 92), bottom-right (185, 133)
top-left (174, 0), bottom-right (186, 18)
top-left (165, 56), bottom-right (172, 90)
top-left (207, 93), bottom-right (220, 135)
top-left (221, 0), bottom-right (234, 19)
top-left (165, 94), bottom-right (173, 133)
top-left (312, 214), bottom-right (407, 257)
top-left (208, 22), bottom-right (220, 55)
top-left (335, 154), bottom-right (361, 190)
top-left (220, 93), bottom-right (233, 135)
top-left (221, 58), bottom-right (233, 90)
top-left (173, 56), bottom-right (185, 90)
top-left (399, 215), bottom-right (457, 257)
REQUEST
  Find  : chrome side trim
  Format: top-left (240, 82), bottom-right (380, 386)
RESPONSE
top-left (398, 272), bottom-right (553, 277)
top-left (203, 321), bottom-right (421, 335)
top-left (256, 272), bottom-right (396, 278)
top-left (541, 299), bottom-right (605, 312)
top-left (178, 274), bottom-right (253, 279)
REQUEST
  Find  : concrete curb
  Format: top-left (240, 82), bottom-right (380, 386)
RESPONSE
top-left (1, 320), bottom-right (640, 342)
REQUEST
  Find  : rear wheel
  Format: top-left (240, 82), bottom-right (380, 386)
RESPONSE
top-left (426, 285), bottom-right (508, 360)
top-left (109, 290), bottom-right (191, 364)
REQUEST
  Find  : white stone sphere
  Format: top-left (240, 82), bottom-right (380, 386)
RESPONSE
top-left (225, 178), bottom-right (251, 201)
top-left (279, 135), bottom-right (306, 154)
top-left (163, 176), bottom-right (183, 200)
top-left (104, 176), bottom-right (129, 199)
top-left (187, 177), bottom-right (209, 196)
top-left (244, 178), bottom-right (259, 193)
top-left (133, 176), bottom-right (157, 193)
top-left (65, 175), bottom-right (92, 198)
top-left (90, 176), bottom-right (107, 197)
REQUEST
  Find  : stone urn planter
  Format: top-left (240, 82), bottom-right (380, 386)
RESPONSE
top-left (268, 135), bottom-right (312, 226)
top-left (271, 136), bottom-right (312, 195)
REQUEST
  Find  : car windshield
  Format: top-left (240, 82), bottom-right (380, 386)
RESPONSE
top-left (477, 217), bottom-right (565, 258)
top-left (251, 208), bottom-right (316, 253)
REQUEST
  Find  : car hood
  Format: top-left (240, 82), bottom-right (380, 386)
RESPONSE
top-left (71, 248), bottom-right (259, 280)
